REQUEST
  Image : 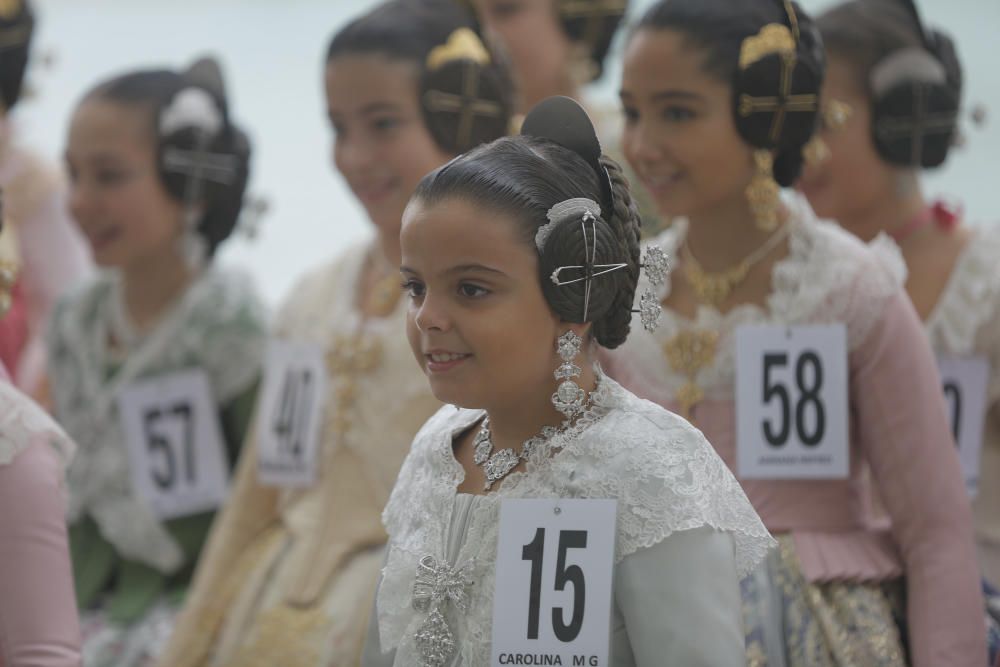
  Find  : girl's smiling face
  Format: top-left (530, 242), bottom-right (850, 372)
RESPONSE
top-left (66, 97), bottom-right (186, 269)
top-left (620, 28), bottom-right (757, 220)
top-left (400, 196), bottom-right (565, 411)
top-left (325, 54), bottom-right (453, 245)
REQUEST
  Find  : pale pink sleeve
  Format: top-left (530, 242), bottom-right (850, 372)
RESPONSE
top-left (852, 289), bottom-right (987, 666)
top-left (0, 440), bottom-right (81, 667)
top-left (14, 185), bottom-right (91, 394)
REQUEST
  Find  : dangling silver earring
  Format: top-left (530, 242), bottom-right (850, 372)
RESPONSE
top-left (552, 331), bottom-right (586, 420)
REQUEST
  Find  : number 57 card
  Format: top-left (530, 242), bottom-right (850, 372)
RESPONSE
top-left (492, 498), bottom-right (618, 667)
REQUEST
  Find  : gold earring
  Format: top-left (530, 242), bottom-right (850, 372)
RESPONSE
top-left (803, 136), bottom-right (830, 167)
top-left (746, 150), bottom-right (780, 232)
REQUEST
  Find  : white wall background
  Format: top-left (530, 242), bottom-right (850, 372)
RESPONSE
top-left (21, 0), bottom-right (1000, 305)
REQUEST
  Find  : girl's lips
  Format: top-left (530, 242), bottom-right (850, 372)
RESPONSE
top-left (353, 179), bottom-right (397, 206)
top-left (640, 171), bottom-right (683, 196)
top-left (424, 352), bottom-right (472, 374)
top-left (85, 226), bottom-right (122, 252)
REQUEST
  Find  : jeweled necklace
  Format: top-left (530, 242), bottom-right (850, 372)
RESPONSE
top-left (473, 418), bottom-right (557, 491)
top-left (681, 222), bottom-right (790, 307)
top-left (473, 391), bottom-right (595, 491)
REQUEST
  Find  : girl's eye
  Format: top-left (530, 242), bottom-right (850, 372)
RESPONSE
top-left (372, 116), bottom-right (400, 132)
top-left (662, 106), bottom-right (695, 122)
top-left (622, 106), bottom-right (639, 124)
top-left (489, 0), bottom-right (523, 19)
top-left (458, 283), bottom-right (489, 299)
top-left (401, 279), bottom-right (425, 298)
top-left (95, 169), bottom-right (130, 186)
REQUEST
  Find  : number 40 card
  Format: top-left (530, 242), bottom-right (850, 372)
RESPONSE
top-left (492, 498), bottom-right (618, 667)
top-left (255, 339), bottom-right (328, 488)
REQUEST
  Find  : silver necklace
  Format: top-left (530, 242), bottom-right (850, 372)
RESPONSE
top-left (473, 417), bottom-right (559, 491)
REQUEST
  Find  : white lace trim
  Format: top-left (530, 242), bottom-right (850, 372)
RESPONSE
top-left (376, 375), bottom-right (773, 665)
top-left (47, 267), bottom-right (267, 573)
top-left (924, 224), bottom-right (1000, 399)
top-left (0, 380), bottom-right (75, 467)
top-left (623, 196), bottom-right (906, 400)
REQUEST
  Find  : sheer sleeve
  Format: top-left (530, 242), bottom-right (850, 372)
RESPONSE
top-left (613, 526), bottom-right (744, 666)
top-left (0, 439), bottom-right (81, 666)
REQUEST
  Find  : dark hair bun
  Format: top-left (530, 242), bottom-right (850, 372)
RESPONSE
top-left (156, 58), bottom-right (251, 257)
top-left (0, 0), bottom-right (35, 110)
top-left (327, 0), bottom-right (513, 155)
top-left (731, 3), bottom-right (824, 186)
top-left (927, 28), bottom-right (962, 96)
top-left (732, 9), bottom-right (824, 153)
top-left (538, 210), bottom-right (623, 328)
top-left (421, 58), bottom-right (513, 154)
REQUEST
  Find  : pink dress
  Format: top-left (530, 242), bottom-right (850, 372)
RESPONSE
top-left (607, 206), bottom-right (987, 666)
top-left (0, 362), bottom-right (81, 666)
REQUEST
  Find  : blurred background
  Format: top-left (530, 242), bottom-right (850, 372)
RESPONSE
top-left (22, 0), bottom-right (1000, 304)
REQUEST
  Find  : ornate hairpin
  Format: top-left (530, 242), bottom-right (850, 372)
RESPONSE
top-left (542, 201), bottom-right (627, 322)
top-left (632, 246), bottom-right (668, 332)
top-left (426, 27), bottom-right (491, 70)
top-left (538, 197), bottom-right (668, 332)
top-left (159, 88), bottom-right (238, 186)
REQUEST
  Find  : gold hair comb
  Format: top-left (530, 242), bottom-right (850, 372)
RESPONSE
top-left (426, 28), bottom-right (490, 70)
top-left (739, 24), bottom-right (795, 70)
top-left (0, 0), bottom-right (22, 21)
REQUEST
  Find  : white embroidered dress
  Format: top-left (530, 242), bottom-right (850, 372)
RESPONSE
top-left (364, 373), bottom-right (773, 666)
top-left (47, 267), bottom-right (267, 573)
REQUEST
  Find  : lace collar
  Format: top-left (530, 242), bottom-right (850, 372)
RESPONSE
top-left (924, 223), bottom-right (1000, 355)
top-left (647, 195), bottom-right (904, 332)
top-left (0, 369), bottom-right (75, 467)
top-left (620, 197), bottom-right (905, 399)
top-left (376, 374), bottom-right (774, 664)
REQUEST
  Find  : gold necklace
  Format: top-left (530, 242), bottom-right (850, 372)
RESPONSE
top-left (663, 329), bottom-right (719, 421)
top-left (367, 273), bottom-right (402, 317)
top-left (361, 249), bottom-right (402, 318)
top-left (325, 332), bottom-right (383, 439)
top-left (681, 223), bottom-right (790, 308)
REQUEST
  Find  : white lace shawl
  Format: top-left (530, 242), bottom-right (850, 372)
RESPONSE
top-left (0, 376), bottom-right (75, 468)
top-left (620, 196), bottom-right (907, 401)
top-left (375, 374), bottom-right (774, 665)
top-left (46, 267), bottom-right (268, 573)
top-left (923, 224), bottom-right (1000, 402)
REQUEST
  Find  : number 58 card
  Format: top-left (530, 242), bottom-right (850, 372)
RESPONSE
top-left (492, 498), bottom-right (618, 667)
top-left (735, 324), bottom-right (849, 480)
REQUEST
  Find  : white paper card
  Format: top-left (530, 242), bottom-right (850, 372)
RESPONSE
top-left (492, 498), bottom-right (618, 667)
top-left (736, 324), bottom-right (849, 479)
top-left (118, 369), bottom-right (230, 520)
top-left (938, 356), bottom-right (990, 496)
top-left (255, 339), bottom-right (328, 488)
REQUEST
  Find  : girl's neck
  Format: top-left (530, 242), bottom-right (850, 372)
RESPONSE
top-left (683, 194), bottom-right (788, 270)
top-left (839, 178), bottom-right (927, 244)
top-left (521, 75), bottom-right (579, 115)
top-left (119, 248), bottom-right (197, 333)
top-left (485, 354), bottom-right (598, 450)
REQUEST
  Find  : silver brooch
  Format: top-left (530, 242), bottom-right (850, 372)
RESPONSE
top-left (411, 555), bottom-right (475, 667)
